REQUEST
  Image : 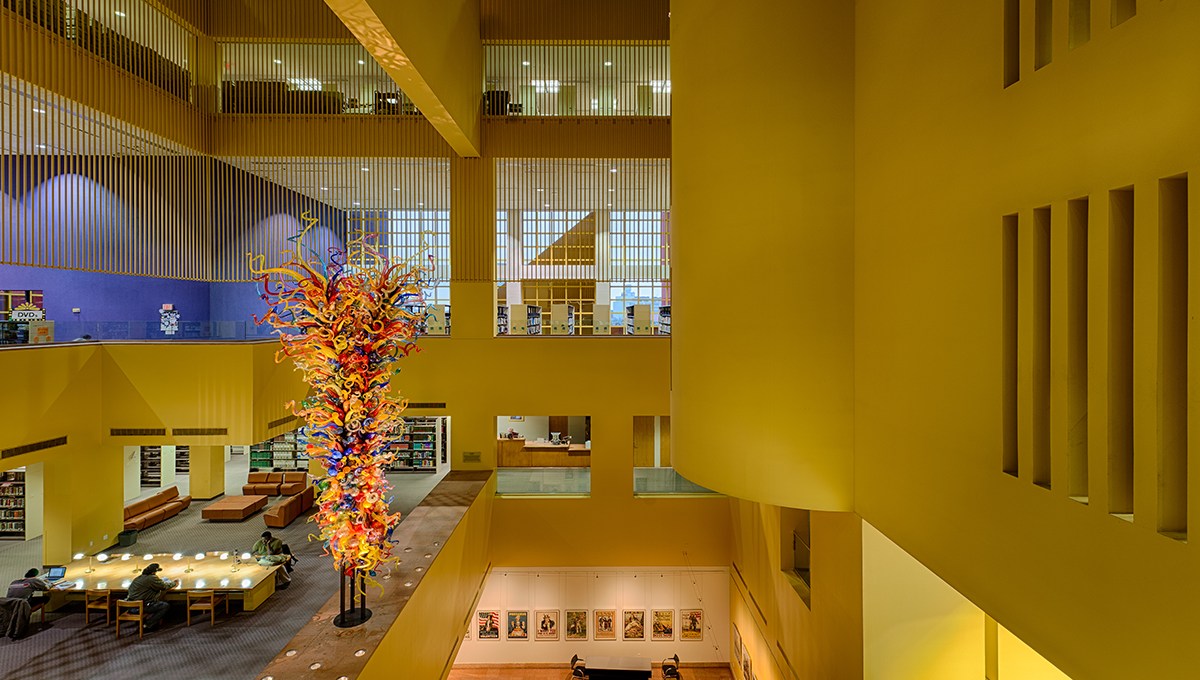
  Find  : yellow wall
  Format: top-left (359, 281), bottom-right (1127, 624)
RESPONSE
top-left (855, 1), bottom-right (1200, 677)
top-left (361, 474), bottom-right (494, 680)
top-left (731, 502), bottom-right (862, 680)
top-left (670, 0), bottom-right (856, 511)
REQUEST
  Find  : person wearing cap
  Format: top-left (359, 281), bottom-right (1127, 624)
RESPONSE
top-left (126, 563), bottom-right (177, 629)
top-left (6, 568), bottom-right (52, 608)
top-left (252, 532), bottom-right (294, 587)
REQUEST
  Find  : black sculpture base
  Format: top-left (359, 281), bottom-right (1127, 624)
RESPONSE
top-left (333, 608), bottom-right (373, 628)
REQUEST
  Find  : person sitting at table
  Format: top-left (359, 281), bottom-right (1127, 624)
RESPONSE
top-left (252, 531), bottom-right (293, 587)
top-left (6, 568), bottom-right (53, 609)
top-left (126, 563), bottom-right (177, 630)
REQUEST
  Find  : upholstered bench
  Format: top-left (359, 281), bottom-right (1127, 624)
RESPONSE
top-left (202, 495), bottom-right (268, 521)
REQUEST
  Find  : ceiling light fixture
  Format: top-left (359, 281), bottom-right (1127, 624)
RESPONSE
top-left (320, 187), bottom-right (329, 191)
top-left (115, 10), bottom-right (126, 17)
top-left (357, 59), bottom-right (365, 65)
top-left (609, 168), bottom-right (618, 173)
top-left (604, 60), bottom-right (613, 66)
top-left (273, 58), bottom-right (282, 65)
top-left (33, 108), bottom-right (45, 114)
top-left (361, 167), bottom-right (369, 172)
top-left (352, 201), bottom-right (361, 206)
top-left (521, 60), bottom-right (530, 66)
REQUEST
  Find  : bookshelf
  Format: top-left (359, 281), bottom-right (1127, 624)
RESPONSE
top-left (657, 305), bottom-right (671, 336)
top-left (140, 446), bottom-right (162, 486)
top-left (402, 303), bottom-right (451, 336)
top-left (497, 305), bottom-right (510, 335)
top-left (249, 429), bottom-right (309, 471)
top-left (550, 303), bottom-right (576, 335)
top-left (175, 446), bottom-right (190, 473)
top-left (0, 469), bottom-right (26, 539)
top-left (387, 416), bottom-right (447, 473)
top-left (625, 304), bottom-right (653, 335)
top-left (510, 304), bottom-right (542, 335)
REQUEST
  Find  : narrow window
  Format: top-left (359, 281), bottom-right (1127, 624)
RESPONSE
top-left (1035, 0), bottom-right (1054, 69)
top-left (1159, 175), bottom-right (1188, 539)
top-left (1069, 0), bottom-right (1092, 48)
top-left (1033, 207), bottom-right (1052, 488)
top-left (1067, 198), bottom-right (1090, 502)
top-left (1003, 215), bottom-right (1019, 476)
top-left (1111, 0), bottom-right (1136, 27)
top-left (1004, 0), bottom-right (1021, 87)
top-left (1108, 187), bottom-right (1135, 517)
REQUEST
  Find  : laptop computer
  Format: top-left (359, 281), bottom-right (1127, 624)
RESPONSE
top-left (45, 566), bottom-right (66, 584)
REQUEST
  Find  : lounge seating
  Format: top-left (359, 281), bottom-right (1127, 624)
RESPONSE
top-left (264, 485), bottom-right (315, 528)
top-left (243, 471), bottom-right (308, 496)
top-left (123, 486), bottom-right (191, 531)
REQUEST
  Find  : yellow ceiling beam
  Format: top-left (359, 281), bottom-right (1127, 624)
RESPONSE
top-left (325, 0), bottom-right (482, 157)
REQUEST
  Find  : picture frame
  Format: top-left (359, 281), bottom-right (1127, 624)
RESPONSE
top-left (622, 609), bottom-right (646, 640)
top-left (594, 609), bottom-right (617, 640)
top-left (680, 609), bottom-right (704, 640)
top-left (565, 609), bottom-right (589, 640)
top-left (477, 610), bottom-right (500, 640)
top-left (742, 653), bottom-right (752, 680)
top-left (506, 610), bottom-right (529, 640)
top-left (651, 609), bottom-right (674, 640)
top-left (534, 610), bottom-right (559, 640)
top-left (733, 622), bottom-right (743, 662)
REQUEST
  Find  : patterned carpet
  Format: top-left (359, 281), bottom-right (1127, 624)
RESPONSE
top-left (0, 468), bottom-right (446, 680)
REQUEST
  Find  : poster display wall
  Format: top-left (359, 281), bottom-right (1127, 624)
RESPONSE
top-left (456, 566), bottom-right (729, 665)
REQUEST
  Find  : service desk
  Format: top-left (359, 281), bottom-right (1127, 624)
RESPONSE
top-left (52, 551), bottom-right (279, 610)
top-left (496, 438), bottom-right (591, 467)
top-left (586, 656), bottom-right (652, 679)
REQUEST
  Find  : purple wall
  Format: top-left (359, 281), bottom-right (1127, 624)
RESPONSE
top-left (0, 263), bottom-right (211, 340)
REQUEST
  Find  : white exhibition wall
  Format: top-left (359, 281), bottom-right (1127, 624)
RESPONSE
top-left (455, 566), bottom-right (730, 665)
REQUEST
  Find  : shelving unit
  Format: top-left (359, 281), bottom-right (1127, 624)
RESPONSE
top-left (387, 417), bottom-right (447, 473)
top-left (551, 303), bottom-right (576, 335)
top-left (657, 305), bottom-right (671, 336)
top-left (626, 304), bottom-right (653, 335)
top-left (249, 430), bottom-right (309, 470)
top-left (175, 446), bottom-right (189, 474)
top-left (0, 469), bottom-right (26, 539)
top-left (140, 446), bottom-right (162, 486)
top-left (402, 303), bottom-right (451, 336)
top-left (497, 305), bottom-right (510, 335)
top-left (509, 304), bottom-right (542, 335)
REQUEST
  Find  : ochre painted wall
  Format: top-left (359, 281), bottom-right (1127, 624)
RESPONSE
top-left (731, 502), bottom-right (862, 680)
top-left (855, 1), bottom-right (1200, 677)
top-left (670, 0), bottom-right (856, 511)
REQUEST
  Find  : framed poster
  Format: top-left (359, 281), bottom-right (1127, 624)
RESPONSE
top-left (594, 609), bottom-right (617, 640)
top-left (506, 610), bottom-right (529, 640)
top-left (652, 609), bottom-right (674, 640)
top-left (680, 609), bottom-right (704, 640)
top-left (622, 610), bottom-right (646, 640)
top-left (477, 610), bottom-right (500, 640)
top-left (733, 622), bottom-right (743, 662)
top-left (565, 610), bottom-right (589, 640)
top-left (535, 610), bottom-right (559, 640)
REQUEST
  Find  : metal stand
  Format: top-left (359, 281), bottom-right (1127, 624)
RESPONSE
top-left (333, 564), bottom-right (372, 628)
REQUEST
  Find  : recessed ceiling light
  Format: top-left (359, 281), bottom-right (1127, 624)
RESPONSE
top-left (273, 58), bottom-right (282, 64)
top-left (544, 203), bottom-right (550, 208)
top-left (536, 188), bottom-right (543, 192)
top-left (114, 10), bottom-right (126, 17)
top-left (357, 59), bottom-right (365, 65)
top-left (352, 201), bottom-right (361, 206)
top-left (392, 187), bottom-right (400, 192)
top-left (604, 61), bottom-right (613, 67)
top-left (521, 61), bottom-right (530, 67)
top-left (418, 202), bottom-right (424, 206)
top-left (607, 203), bottom-right (613, 207)
top-left (36, 144), bottom-right (46, 149)
top-left (609, 168), bottom-right (618, 173)
top-left (361, 167), bottom-right (369, 172)
top-left (608, 188), bottom-right (615, 192)
top-left (32, 108), bottom-right (45, 114)
top-left (320, 187), bottom-right (329, 191)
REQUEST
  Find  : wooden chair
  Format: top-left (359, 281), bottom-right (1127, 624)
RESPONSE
top-left (115, 599), bottom-right (145, 639)
top-left (29, 599), bottom-right (47, 624)
top-left (186, 590), bottom-right (228, 626)
top-left (84, 589), bottom-right (111, 625)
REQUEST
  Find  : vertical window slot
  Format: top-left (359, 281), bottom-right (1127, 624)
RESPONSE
top-left (1003, 214), bottom-right (1020, 477)
top-left (1109, 187), bottom-right (1135, 517)
top-left (1035, 0), bottom-right (1054, 69)
top-left (1159, 175), bottom-right (1188, 540)
top-left (1069, 0), bottom-right (1092, 48)
top-left (1111, 0), bottom-right (1136, 27)
top-left (1033, 207), bottom-right (1052, 488)
top-left (1004, 0), bottom-right (1021, 87)
top-left (1067, 198), bottom-right (1090, 502)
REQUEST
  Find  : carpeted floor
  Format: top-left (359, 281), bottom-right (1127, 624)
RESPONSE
top-left (0, 461), bottom-right (445, 680)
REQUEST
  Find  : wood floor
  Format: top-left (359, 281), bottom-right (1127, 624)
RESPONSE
top-left (449, 666), bottom-right (733, 680)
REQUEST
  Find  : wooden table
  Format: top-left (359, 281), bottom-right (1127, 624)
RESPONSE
top-left (586, 656), bottom-right (653, 679)
top-left (51, 551), bottom-right (280, 611)
top-left (202, 494), bottom-right (268, 521)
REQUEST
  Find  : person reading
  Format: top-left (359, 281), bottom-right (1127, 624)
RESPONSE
top-left (252, 531), bottom-right (294, 587)
top-left (126, 563), bottom-right (177, 630)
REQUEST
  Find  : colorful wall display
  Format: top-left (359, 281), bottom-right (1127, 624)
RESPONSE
top-left (0, 290), bottom-right (44, 321)
top-left (251, 211), bottom-right (429, 578)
